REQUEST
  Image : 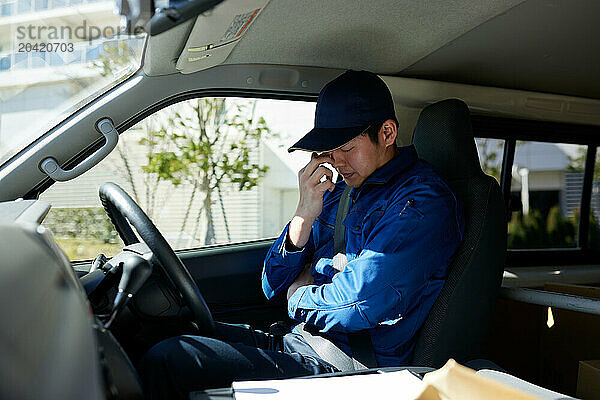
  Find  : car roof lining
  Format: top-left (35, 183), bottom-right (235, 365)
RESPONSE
top-left (143, 0), bottom-right (600, 100)
top-left (403, 0), bottom-right (600, 99)
top-left (223, 0), bottom-right (525, 73)
top-left (145, 0), bottom-right (524, 76)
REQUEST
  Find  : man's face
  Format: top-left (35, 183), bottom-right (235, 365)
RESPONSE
top-left (325, 130), bottom-right (389, 188)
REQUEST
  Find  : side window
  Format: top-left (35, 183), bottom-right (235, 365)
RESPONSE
top-left (590, 147), bottom-right (600, 250)
top-left (475, 138), bottom-right (505, 183)
top-left (40, 97), bottom-right (315, 261)
top-left (507, 141), bottom-right (587, 249)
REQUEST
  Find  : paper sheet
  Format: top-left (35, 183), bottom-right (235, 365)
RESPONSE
top-left (233, 370), bottom-right (425, 400)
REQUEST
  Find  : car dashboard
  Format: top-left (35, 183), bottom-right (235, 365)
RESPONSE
top-left (0, 199), bottom-right (135, 399)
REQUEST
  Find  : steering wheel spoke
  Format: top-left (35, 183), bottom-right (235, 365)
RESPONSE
top-left (99, 182), bottom-right (214, 336)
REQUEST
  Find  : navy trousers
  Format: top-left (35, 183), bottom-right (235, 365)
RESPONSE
top-left (138, 322), bottom-right (338, 399)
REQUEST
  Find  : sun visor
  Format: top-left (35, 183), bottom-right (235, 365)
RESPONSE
top-left (176, 0), bottom-right (271, 74)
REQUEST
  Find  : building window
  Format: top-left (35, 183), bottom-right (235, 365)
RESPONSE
top-left (34, 0), bottom-right (48, 11)
top-left (17, 0), bottom-right (32, 13)
top-left (51, 0), bottom-right (66, 8)
top-left (30, 52), bottom-right (46, 68)
top-left (1, 1), bottom-right (15, 16)
top-left (0, 56), bottom-right (11, 71)
top-left (85, 45), bottom-right (100, 61)
top-left (13, 52), bottom-right (28, 69)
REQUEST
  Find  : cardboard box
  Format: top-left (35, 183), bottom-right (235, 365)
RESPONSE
top-left (577, 360), bottom-right (600, 400)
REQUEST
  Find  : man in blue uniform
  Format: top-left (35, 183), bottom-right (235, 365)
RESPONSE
top-left (140, 70), bottom-right (464, 398)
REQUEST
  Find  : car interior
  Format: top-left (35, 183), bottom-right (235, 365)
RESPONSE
top-left (1, 0), bottom-right (600, 399)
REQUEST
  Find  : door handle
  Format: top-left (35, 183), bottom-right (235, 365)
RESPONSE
top-left (40, 118), bottom-right (119, 182)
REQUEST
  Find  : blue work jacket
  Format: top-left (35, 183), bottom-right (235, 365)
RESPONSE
top-left (262, 145), bottom-right (464, 366)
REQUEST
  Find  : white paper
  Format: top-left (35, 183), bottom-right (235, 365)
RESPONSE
top-left (332, 252), bottom-right (348, 271)
top-left (233, 370), bottom-right (424, 400)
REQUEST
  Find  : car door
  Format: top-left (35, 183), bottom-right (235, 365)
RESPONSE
top-left (35, 96), bottom-right (317, 329)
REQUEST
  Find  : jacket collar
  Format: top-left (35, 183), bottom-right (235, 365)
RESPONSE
top-left (363, 144), bottom-right (418, 185)
top-left (348, 144), bottom-right (419, 199)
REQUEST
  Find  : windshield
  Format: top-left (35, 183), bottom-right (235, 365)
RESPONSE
top-left (0, 0), bottom-right (146, 166)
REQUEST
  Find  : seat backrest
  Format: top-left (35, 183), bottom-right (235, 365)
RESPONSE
top-left (411, 99), bottom-right (506, 367)
top-left (0, 221), bottom-right (105, 400)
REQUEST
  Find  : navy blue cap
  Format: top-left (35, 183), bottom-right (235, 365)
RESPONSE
top-left (288, 70), bottom-right (396, 153)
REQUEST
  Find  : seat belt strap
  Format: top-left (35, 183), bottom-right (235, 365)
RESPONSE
top-left (295, 322), bottom-right (361, 371)
top-left (334, 185), bottom-right (352, 255)
top-left (334, 185), bottom-right (378, 370)
top-left (295, 185), bottom-right (378, 372)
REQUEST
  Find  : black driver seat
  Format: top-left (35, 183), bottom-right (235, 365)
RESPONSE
top-left (411, 99), bottom-right (507, 367)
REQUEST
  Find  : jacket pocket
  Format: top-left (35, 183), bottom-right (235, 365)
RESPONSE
top-left (378, 284), bottom-right (404, 326)
top-left (357, 284), bottom-right (404, 329)
top-left (342, 209), bottom-right (366, 234)
top-left (360, 200), bottom-right (388, 238)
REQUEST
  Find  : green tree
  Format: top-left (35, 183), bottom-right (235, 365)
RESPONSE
top-left (508, 206), bottom-right (579, 249)
top-left (567, 147), bottom-right (600, 249)
top-left (90, 40), bottom-right (138, 78)
top-left (567, 146), bottom-right (600, 176)
top-left (91, 43), bottom-right (272, 245)
top-left (139, 98), bottom-right (270, 245)
top-left (475, 138), bottom-right (503, 182)
top-left (546, 205), bottom-right (576, 247)
top-left (590, 211), bottom-right (600, 249)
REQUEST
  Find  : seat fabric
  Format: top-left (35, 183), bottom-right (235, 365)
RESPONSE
top-left (411, 99), bottom-right (506, 367)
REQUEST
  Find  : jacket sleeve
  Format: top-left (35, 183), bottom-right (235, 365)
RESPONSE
top-left (262, 222), bottom-right (316, 300)
top-left (287, 193), bottom-right (462, 333)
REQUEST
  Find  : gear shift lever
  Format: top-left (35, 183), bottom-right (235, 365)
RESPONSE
top-left (104, 254), bottom-right (152, 329)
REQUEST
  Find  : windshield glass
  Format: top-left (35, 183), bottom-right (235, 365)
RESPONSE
top-left (0, 0), bottom-right (146, 166)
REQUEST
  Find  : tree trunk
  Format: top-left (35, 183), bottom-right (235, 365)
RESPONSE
top-left (177, 179), bottom-right (199, 247)
top-left (203, 188), bottom-right (215, 245)
top-left (192, 174), bottom-right (215, 245)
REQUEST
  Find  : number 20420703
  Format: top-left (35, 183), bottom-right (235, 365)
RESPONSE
top-left (18, 43), bottom-right (74, 52)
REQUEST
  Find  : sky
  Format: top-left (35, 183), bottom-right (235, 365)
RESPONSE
top-left (253, 98), bottom-right (316, 173)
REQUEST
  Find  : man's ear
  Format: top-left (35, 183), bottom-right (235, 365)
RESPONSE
top-left (380, 119), bottom-right (398, 147)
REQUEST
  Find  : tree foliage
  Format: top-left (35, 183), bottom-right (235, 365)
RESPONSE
top-left (508, 206), bottom-right (575, 248)
top-left (507, 205), bottom-right (600, 249)
top-left (475, 138), bottom-right (503, 182)
top-left (90, 40), bottom-right (138, 78)
top-left (137, 98), bottom-right (271, 245)
top-left (91, 43), bottom-right (272, 246)
top-left (567, 146), bottom-right (600, 177)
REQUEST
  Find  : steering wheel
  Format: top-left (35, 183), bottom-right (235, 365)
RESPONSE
top-left (99, 182), bottom-right (214, 335)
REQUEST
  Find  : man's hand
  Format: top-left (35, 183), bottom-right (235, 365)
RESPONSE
top-left (287, 263), bottom-right (314, 300)
top-left (288, 153), bottom-right (335, 248)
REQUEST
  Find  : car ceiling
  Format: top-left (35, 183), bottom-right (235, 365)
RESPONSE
top-left (145, 0), bottom-right (600, 100)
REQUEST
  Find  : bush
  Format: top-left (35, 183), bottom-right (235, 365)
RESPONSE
top-left (546, 206), bottom-right (576, 247)
top-left (44, 207), bottom-right (120, 244)
top-left (508, 206), bottom-right (576, 248)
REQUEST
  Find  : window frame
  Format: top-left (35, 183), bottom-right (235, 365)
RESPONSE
top-left (26, 90), bottom-right (317, 201)
top-left (31, 91), bottom-right (319, 260)
top-left (472, 115), bottom-right (600, 266)
top-left (28, 93), bottom-right (600, 265)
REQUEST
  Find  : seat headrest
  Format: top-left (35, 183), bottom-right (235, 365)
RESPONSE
top-left (412, 99), bottom-right (482, 180)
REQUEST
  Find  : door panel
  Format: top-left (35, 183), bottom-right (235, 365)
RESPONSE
top-left (179, 239), bottom-right (288, 329)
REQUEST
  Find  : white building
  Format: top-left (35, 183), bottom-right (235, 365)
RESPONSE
top-left (0, 0), bottom-right (304, 250)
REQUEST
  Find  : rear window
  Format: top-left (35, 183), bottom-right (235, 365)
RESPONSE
top-left (474, 114), bottom-right (600, 256)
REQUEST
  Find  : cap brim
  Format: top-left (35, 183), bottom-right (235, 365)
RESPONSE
top-left (288, 125), bottom-right (369, 153)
